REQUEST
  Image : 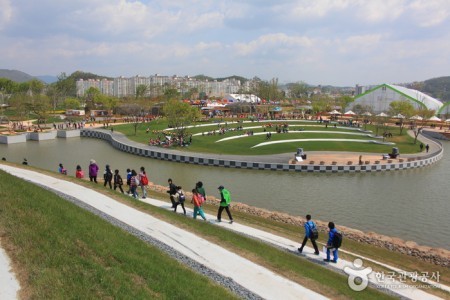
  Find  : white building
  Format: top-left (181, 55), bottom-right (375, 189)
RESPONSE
top-left (348, 84), bottom-right (443, 114)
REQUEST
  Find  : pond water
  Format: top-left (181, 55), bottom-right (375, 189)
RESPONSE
top-left (1, 137), bottom-right (449, 250)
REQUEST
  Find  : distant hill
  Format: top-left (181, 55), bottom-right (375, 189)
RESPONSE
top-left (422, 76), bottom-right (450, 102)
top-left (0, 69), bottom-right (36, 83)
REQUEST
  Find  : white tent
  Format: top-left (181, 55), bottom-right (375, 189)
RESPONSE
top-left (393, 113), bottom-right (405, 119)
top-left (428, 116), bottom-right (441, 122)
top-left (445, 119), bottom-right (450, 122)
top-left (329, 110), bottom-right (341, 115)
top-left (376, 112), bottom-right (388, 117)
top-left (344, 110), bottom-right (356, 115)
top-left (362, 112), bottom-right (372, 116)
top-left (410, 115), bottom-right (423, 120)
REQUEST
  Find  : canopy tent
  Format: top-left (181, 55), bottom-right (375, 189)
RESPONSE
top-left (376, 112), bottom-right (388, 117)
top-left (393, 113), bottom-right (405, 119)
top-left (344, 110), bottom-right (356, 115)
top-left (329, 110), bottom-right (341, 115)
top-left (445, 119), bottom-right (450, 122)
top-left (362, 112), bottom-right (372, 116)
top-left (428, 116), bottom-right (441, 122)
top-left (410, 115), bottom-right (423, 120)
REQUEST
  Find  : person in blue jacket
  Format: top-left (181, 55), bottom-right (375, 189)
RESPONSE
top-left (298, 214), bottom-right (319, 255)
top-left (324, 221), bottom-right (338, 263)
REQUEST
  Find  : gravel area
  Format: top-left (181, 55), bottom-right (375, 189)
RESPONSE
top-left (37, 183), bottom-right (262, 300)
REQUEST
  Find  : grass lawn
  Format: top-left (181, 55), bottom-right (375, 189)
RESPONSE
top-left (0, 165), bottom-right (400, 299)
top-left (112, 119), bottom-right (421, 155)
top-left (0, 169), bottom-right (238, 299)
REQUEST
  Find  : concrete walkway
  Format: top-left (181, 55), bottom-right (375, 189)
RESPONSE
top-left (0, 164), bottom-right (326, 300)
top-left (0, 164), bottom-right (446, 299)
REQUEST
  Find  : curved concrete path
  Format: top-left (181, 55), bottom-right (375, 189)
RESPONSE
top-left (1, 164), bottom-right (447, 299)
top-left (0, 164), bottom-right (326, 300)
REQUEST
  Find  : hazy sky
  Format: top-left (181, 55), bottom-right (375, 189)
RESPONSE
top-left (1, 0), bottom-right (449, 86)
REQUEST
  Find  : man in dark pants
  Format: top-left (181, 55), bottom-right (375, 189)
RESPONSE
top-left (167, 178), bottom-right (178, 208)
top-left (217, 185), bottom-right (233, 224)
top-left (298, 214), bottom-right (320, 255)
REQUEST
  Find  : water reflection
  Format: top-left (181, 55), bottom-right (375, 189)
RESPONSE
top-left (1, 137), bottom-right (449, 249)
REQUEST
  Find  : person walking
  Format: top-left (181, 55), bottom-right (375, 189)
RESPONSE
top-left (88, 159), bottom-right (99, 183)
top-left (173, 186), bottom-right (187, 215)
top-left (167, 178), bottom-right (177, 208)
top-left (125, 168), bottom-right (132, 194)
top-left (75, 165), bottom-right (84, 178)
top-left (324, 221), bottom-right (339, 263)
top-left (130, 169), bottom-right (139, 199)
top-left (191, 188), bottom-right (207, 220)
top-left (103, 164), bottom-right (113, 189)
top-left (139, 166), bottom-right (149, 199)
top-left (425, 144), bottom-right (430, 153)
top-left (420, 143), bottom-right (424, 152)
top-left (217, 185), bottom-right (233, 224)
top-left (298, 214), bottom-right (320, 255)
top-left (196, 181), bottom-right (206, 200)
top-left (113, 169), bottom-right (124, 193)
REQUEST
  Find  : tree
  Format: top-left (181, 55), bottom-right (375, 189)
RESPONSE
top-left (135, 84), bottom-right (149, 100)
top-left (389, 101), bottom-right (415, 135)
top-left (163, 99), bottom-right (200, 138)
top-left (288, 81), bottom-right (309, 99)
top-left (64, 98), bottom-right (81, 109)
top-left (412, 107), bottom-right (435, 144)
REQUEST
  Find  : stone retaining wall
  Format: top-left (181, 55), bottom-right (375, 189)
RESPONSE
top-left (149, 183), bottom-right (449, 267)
top-left (81, 129), bottom-right (443, 173)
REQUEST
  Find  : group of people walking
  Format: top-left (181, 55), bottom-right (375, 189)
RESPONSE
top-left (166, 179), bottom-right (233, 223)
top-left (298, 214), bottom-right (341, 263)
top-left (66, 160), bottom-right (234, 223)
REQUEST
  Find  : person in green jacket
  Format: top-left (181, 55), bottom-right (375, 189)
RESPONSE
top-left (217, 185), bottom-right (233, 224)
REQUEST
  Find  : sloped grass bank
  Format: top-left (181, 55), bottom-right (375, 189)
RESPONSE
top-left (0, 170), bottom-right (238, 299)
top-left (0, 166), bottom-right (394, 299)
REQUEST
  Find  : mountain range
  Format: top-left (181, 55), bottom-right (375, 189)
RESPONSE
top-left (0, 69), bottom-right (57, 83)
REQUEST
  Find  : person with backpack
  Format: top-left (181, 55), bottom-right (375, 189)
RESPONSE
top-left (139, 166), bottom-right (149, 199)
top-left (324, 221), bottom-right (341, 263)
top-left (298, 214), bottom-right (320, 255)
top-left (173, 186), bottom-right (186, 215)
top-left (113, 169), bottom-right (124, 193)
top-left (191, 188), bottom-right (207, 221)
top-left (196, 181), bottom-right (206, 200)
top-left (103, 164), bottom-right (113, 189)
top-left (130, 169), bottom-right (139, 199)
top-left (217, 185), bottom-right (233, 224)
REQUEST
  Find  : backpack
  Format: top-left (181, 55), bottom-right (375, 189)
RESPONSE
top-left (178, 192), bottom-right (185, 203)
top-left (307, 222), bottom-right (319, 240)
top-left (332, 231), bottom-right (343, 248)
top-left (141, 174), bottom-right (148, 186)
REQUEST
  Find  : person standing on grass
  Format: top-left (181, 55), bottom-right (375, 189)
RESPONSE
top-left (130, 169), bottom-right (139, 199)
top-left (103, 164), bottom-right (113, 189)
top-left (113, 169), bottom-right (124, 193)
top-left (139, 166), bottom-right (149, 199)
top-left (173, 186), bottom-right (187, 215)
top-left (217, 185), bottom-right (233, 224)
top-left (324, 222), bottom-right (339, 263)
top-left (88, 159), bottom-right (99, 183)
top-left (167, 178), bottom-right (178, 208)
top-left (191, 188), bottom-right (207, 221)
top-left (298, 214), bottom-right (320, 255)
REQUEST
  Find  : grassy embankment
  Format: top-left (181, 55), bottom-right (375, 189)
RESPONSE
top-left (112, 120), bottom-right (420, 155)
top-left (0, 164), bottom-right (396, 300)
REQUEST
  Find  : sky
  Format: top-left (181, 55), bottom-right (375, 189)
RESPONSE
top-left (1, 0), bottom-right (450, 86)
